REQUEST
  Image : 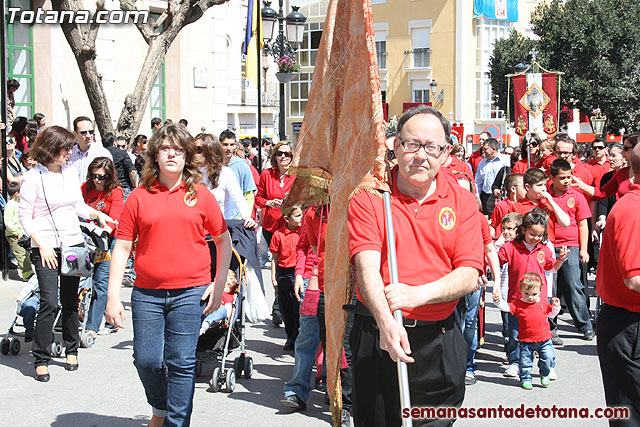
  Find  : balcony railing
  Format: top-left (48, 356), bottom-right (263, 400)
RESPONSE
top-left (404, 48), bottom-right (431, 68)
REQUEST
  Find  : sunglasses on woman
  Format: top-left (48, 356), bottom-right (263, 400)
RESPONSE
top-left (92, 173), bottom-right (108, 181)
top-left (276, 151), bottom-right (292, 158)
top-left (196, 146), bottom-right (203, 154)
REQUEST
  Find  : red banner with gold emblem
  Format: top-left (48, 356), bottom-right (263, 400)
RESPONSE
top-left (542, 73), bottom-right (558, 136)
top-left (512, 74), bottom-right (529, 136)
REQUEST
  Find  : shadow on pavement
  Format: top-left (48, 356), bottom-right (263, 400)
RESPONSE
top-left (51, 413), bottom-right (148, 426)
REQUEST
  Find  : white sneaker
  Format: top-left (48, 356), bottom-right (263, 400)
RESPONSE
top-left (97, 327), bottom-right (118, 335)
top-left (549, 368), bottom-right (557, 381)
top-left (503, 364), bottom-right (519, 377)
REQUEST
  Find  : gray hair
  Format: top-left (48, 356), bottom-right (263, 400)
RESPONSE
top-left (396, 105), bottom-right (451, 142)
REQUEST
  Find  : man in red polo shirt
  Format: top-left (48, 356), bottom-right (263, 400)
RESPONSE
top-left (552, 135), bottom-right (594, 189)
top-left (596, 143), bottom-right (640, 425)
top-left (586, 138), bottom-right (611, 190)
top-left (347, 106), bottom-right (484, 427)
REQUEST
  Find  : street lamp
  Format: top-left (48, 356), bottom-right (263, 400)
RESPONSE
top-left (261, 1), bottom-right (307, 141)
top-left (591, 108), bottom-right (607, 137)
top-left (429, 79), bottom-right (444, 107)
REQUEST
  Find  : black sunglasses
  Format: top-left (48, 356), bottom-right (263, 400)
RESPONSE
top-left (79, 130), bottom-right (95, 136)
top-left (276, 151), bottom-right (293, 158)
top-left (63, 142), bottom-right (76, 151)
top-left (117, 144), bottom-right (126, 149)
top-left (623, 145), bottom-right (633, 151)
top-left (592, 145), bottom-right (606, 150)
top-left (92, 173), bottom-right (108, 181)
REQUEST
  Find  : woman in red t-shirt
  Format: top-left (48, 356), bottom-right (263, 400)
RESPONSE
top-left (81, 157), bottom-right (124, 338)
top-left (255, 142), bottom-right (296, 246)
top-left (105, 124), bottom-right (232, 427)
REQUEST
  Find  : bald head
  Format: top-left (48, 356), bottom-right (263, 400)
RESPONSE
top-left (632, 143), bottom-right (640, 175)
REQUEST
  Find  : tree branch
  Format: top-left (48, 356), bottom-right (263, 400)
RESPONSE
top-left (119, 0), bottom-right (154, 44)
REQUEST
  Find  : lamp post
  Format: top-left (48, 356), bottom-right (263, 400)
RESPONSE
top-left (261, 1), bottom-right (306, 141)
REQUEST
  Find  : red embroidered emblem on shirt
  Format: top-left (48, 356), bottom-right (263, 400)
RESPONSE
top-left (438, 207), bottom-right (456, 231)
top-left (184, 194), bottom-right (197, 207)
top-left (537, 251), bottom-right (546, 264)
top-left (567, 197), bottom-right (575, 209)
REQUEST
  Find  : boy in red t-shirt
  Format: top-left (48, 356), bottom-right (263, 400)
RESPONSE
top-left (509, 167), bottom-right (570, 244)
top-left (548, 159), bottom-right (594, 340)
top-left (199, 270), bottom-right (238, 334)
top-left (494, 273), bottom-right (561, 390)
top-left (491, 173), bottom-right (526, 238)
top-left (270, 204), bottom-right (303, 350)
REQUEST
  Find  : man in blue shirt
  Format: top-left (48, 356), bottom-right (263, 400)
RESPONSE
top-left (475, 137), bottom-right (510, 216)
top-left (219, 129), bottom-right (257, 219)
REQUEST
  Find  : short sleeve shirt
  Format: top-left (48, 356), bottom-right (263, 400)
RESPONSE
top-left (270, 225), bottom-right (301, 268)
top-left (348, 169), bottom-right (484, 321)
top-left (549, 187), bottom-right (591, 248)
top-left (117, 181), bottom-right (227, 289)
top-left (498, 240), bottom-right (555, 302)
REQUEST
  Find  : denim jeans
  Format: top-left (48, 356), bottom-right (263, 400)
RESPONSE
top-left (19, 294), bottom-right (40, 329)
top-left (131, 284), bottom-right (207, 427)
top-left (555, 247), bottom-right (592, 331)
top-left (461, 288), bottom-right (481, 373)
top-left (284, 279), bottom-right (320, 403)
top-left (507, 314), bottom-right (520, 366)
top-left (519, 339), bottom-right (555, 382)
top-left (86, 239), bottom-right (116, 332)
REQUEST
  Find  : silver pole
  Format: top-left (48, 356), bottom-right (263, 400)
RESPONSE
top-left (383, 192), bottom-right (413, 427)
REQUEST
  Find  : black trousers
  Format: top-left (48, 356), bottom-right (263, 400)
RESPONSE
top-left (276, 266), bottom-right (299, 341)
top-left (30, 248), bottom-right (81, 367)
top-left (479, 191), bottom-right (496, 217)
top-left (318, 292), bottom-right (353, 413)
top-left (262, 228), bottom-right (281, 320)
top-left (597, 304), bottom-right (640, 427)
top-left (350, 312), bottom-right (466, 427)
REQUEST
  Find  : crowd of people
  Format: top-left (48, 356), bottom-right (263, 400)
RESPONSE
top-left (1, 103), bottom-right (639, 427)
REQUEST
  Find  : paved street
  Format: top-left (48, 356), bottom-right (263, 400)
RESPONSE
top-left (0, 269), bottom-right (609, 426)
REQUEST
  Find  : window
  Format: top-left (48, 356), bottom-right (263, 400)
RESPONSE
top-left (297, 22), bottom-right (323, 67)
top-left (150, 12), bottom-right (166, 121)
top-left (290, 0), bottom-right (330, 19)
top-left (410, 26), bottom-right (430, 68)
top-left (374, 23), bottom-right (387, 70)
top-left (5, 0), bottom-right (34, 118)
top-left (475, 18), bottom-right (512, 119)
top-left (289, 72), bottom-right (312, 117)
top-left (411, 80), bottom-right (430, 103)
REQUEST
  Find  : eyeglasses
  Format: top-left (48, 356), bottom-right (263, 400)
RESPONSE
top-left (117, 144), bottom-right (126, 149)
top-left (63, 142), bottom-right (75, 151)
top-left (91, 173), bottom-right (108, 181)
top-left (592, 145), bottom-right (606, 150)
top-left (276, 151), bottom-right (293, 158)
top-left (79, 130), bottom-right (95, 136)
top-left (555, 150), bottom-right (573, 156)
top-left (6, 139), bottom-right (15, 145)
top-left (399, 140), bottom-right (447, 156)
top-left (623, 145), bottom-right (633, 151)
top-left (159, 145), bottom-right (186, 156)
top-left (196, 146), bottom-right (203, 154)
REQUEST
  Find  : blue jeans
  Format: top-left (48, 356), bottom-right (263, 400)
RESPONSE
top-left (555, 247), bottom-right (592, 331)
top-left (202, 306), bottom-right (227, 326)
top-left (461, 288), bottom-right (481, 373)
top-left (507, 314), bottom-right (520, 366)
top-left (131, 284), bottom-right (207, 426)
top-left (284, 278), bottom-right (320, 403)
top-left (20, 295), bottom-right (39, 329)
top-left (86, 240), bottom-right (116, 332)
top-left (519, 339), bottom-right (555, 382)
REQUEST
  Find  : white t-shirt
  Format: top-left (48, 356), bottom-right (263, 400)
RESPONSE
top-left (200, 166), bottom-right (251, 220)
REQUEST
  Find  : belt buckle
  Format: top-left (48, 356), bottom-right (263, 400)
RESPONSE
top-left (404, 318), bottom-right (417, 328)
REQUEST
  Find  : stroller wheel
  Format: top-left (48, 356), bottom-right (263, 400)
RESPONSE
top-left (225, 368), bottom-right (236, 393)
top-left (210, 367), bottom-right (221, 392)
top-left (195, 360), bottom-right (203, 377)
top-left (9, 338), bottom-right (21, 355)
top-left (0, 338), bottom-right (9, 355)
top-left (233, 357), bottom-right (243, 377)
top-left (81, 332), bottom-right (95, 349)
top-left (244, 357), bottom-right (254, 379)
top-left (51, 341), bottom-right (63, 357)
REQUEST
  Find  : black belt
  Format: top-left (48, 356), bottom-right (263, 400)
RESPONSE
top-left (344, 301), bottom-right (454, 329)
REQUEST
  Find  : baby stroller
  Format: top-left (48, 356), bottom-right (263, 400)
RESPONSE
top-left (196, 247), bottom-right (253, 393)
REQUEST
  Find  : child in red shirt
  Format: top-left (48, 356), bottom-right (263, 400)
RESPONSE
top-left (496, 209), bottom-right (568, 377)
top-left (491, 173), bottom-right (526, 238)
top-left (494, 273), bottom-right (561, 390)
top-left (270, 204), bottom-right (303, 350)
top-left (199, 270), bottom-right (238, 334)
